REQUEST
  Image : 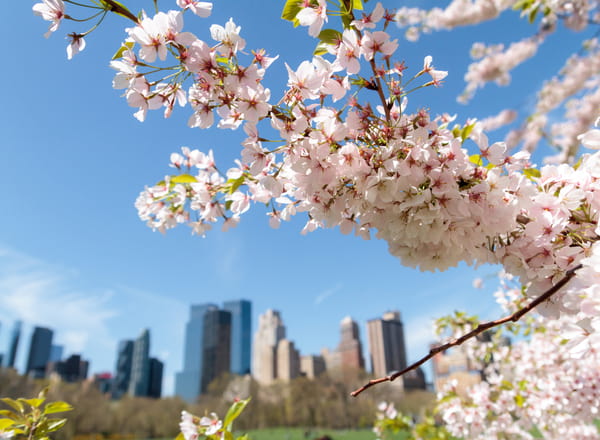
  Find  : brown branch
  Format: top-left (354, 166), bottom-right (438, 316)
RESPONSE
top-left (342, 1), bottom-right (391, 122)
top-left (350, 264), bottom-right (583, 397)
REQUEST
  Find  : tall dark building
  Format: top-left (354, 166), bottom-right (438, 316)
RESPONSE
top-left (175, 304), bottom-right (217, 403)
top-left (48, 354), bottom-right (89, 382)
top-left (112, 340), bottom-right (133, 399)
top-left (148, 358), bottom-right (163, 398)
top-left (26, 326), bottom-right (53, 378)
top-left (201, 309), bottom-right (231, 392)
top-left (6, 321), bottom-right (22, 369)
top-left (367, 311), bottom-right (407, 379)
top-left (129, 329), bottom-right (150, 397)
top-left (223, 299), bottom-right (252, 375)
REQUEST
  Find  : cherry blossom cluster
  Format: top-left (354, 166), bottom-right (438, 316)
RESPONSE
top-left (395, 0), bottom-right (515, 42)
top-left (507, 39), bottom-right (600, 162)
top-left (138, 106), bottom-right (534, 272)
top-left (178, 398), bottom-right (249, 440)
top-left (477, 109), bottom-right (517, 132)
top-left (494, 146), bottom-right (600, 323)
top-left (111, 8), bottom-right (276, 125)
top-left (459, 35), bottom-right (546, 103)
top-left (394, 0), bottom-right (600, 160)
top-left (180, 411), bottom-right (222, 440)
top-left (437, 316), bottom-right (600, 440)
top-left (394, 0), bottom-right (599, 41)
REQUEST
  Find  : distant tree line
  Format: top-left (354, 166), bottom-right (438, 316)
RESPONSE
top-left (0, 368), bottom-right (434, 439)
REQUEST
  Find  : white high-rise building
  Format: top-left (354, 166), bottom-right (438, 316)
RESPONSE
top-left (277, 339), bottom-right (300, 381)
top-left (252, 309), bottom-right (286, 384)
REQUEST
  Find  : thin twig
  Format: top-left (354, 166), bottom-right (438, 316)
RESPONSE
top-left (350, 264), bottom-right (582, 397)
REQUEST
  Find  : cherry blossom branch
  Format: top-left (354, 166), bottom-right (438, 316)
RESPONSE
top-left (342, 0), bottom-right (391, 121)
top-left (350, 263), bottom-right (583, 397)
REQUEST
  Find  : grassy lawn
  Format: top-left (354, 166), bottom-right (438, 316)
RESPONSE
top-left (243, 428), bottom-right (409, 440)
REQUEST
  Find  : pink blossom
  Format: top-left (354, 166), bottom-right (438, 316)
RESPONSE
top-left (177, 0), bottom-right (212, 17)
top-left (66, 33), bottom-right (85, 60)
top-left (361, 31), bottom-right (398, 60)
top-left (32, 0), bottom-right (65, 38)
top-left (578, 128), bottom-right (600, 149)
top-left (210, 18), bottom-right (246, 56)
top-left (296, 0), bottom-right (327, 37)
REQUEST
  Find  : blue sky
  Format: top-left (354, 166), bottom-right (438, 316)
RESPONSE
top-left (0, 1), bottom-right (590, 394)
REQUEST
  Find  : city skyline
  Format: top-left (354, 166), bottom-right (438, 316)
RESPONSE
top-left (0, 305), bottom-right (437, 396)
top-left (0, 303), bottom-right (461, 394)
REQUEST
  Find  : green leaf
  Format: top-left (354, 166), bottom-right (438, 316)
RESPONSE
top-left (223, 398), bottom-right (250, 431)
top-left (235, 434), bottom-right (249, 440)
top-left (112, 41), bottom-right (135, 60)
top-left (0, 399), bottom-right (23, 414)
top-left (511, 0), bottom-right (531, 11)
top-left (514, 394), bottom-right (525, 408)
top-left (21, 398), bottom-right (44, 409)
top-left (174, 432), bottom-right (185, 440)
top-left (43, 418), bottom-right (68, 433)
top-left (523, 168), bottom-right (541, 179)
top-left (100, 0), bottom-right (135, 20)
top-left (318, 29), bottom-right (342, 45)
top-left (469, 154), bottom-right (482, 166)
top-left (281, 0), bottom-right (302, 22)
top-left (228, 176), bottom-right (245, 195)
top-left (451, 125), bottom-right (461, 139)
top-left (460, 124), bottom-right (475, 141)
top-left (43, 402), bottom-right (73, 415)
top-left (171, 174), bottom-right (198, 184)
top-left (314, 42), bottom-right (330, 56)
top-left (528, 5), bottom-right (539, 23)
top-left (352, 0), bottom-right (363, 10)
top-left (0, 418), bottom-right (16, 431)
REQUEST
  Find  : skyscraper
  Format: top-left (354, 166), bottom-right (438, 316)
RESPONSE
top-left (148, 357), bottom-right (164, 398)
top-left (201, 309), bottom-right (231, 392)
top-left (26, 326), bottom-right (53, 378)
top-left (129, 329), bottom-right (150, 397)
top-left (6, 321), bottom-right (22, 369)
top-left (223, 299), bottom-right (252, 375)
top-left (49, 345), bottom-right (64, 362)
top-left (252, 309), bottom-right (286, 384)
top-left (367, 311), bottom-right (407, 379)
top-left (300, 354), bottom-right (325, 379)
top-left (112, 340), bottom-right (133, 399)
top-left (47, 354), bottom-right (89, 382)
top-left (175, 303), bottom-right (217, 403)
top-left (337, 316), bottom-right (365, 371)
top-left (276, 339), bottom-right (300, 381)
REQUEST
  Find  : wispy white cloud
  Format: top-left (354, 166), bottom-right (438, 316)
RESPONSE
top-left (0, 245), bottom-right (118, 368)
top-left (314, 283), bottom-right (343, 305)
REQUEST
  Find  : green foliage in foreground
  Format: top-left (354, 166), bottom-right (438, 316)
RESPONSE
top-left (0, 388), bottom-right (73, 440)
